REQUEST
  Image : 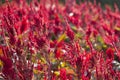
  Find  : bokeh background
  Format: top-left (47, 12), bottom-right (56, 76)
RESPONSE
top-left (0, 0), bottom-right (120, 9)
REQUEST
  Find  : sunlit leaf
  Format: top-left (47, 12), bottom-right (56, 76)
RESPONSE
top-left (97, 36), bottom-right (104, 44)
top-left (71, 26), bottom-right (77, 32)
top-left (75, 32), bottom-right (83, 39)
top-left (54, 71), bottom-right (60, 76)
top-left (40, 57), bottom-right (47, 64)
top-left (0, 60), bottom-right (3, 68)
top-left (114, 26), bottom-right (120, 31)
top-left (57, 33), bottom-right (66, 43)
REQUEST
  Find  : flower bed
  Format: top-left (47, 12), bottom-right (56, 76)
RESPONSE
top-left (0, 0), bottom-right (120, 80)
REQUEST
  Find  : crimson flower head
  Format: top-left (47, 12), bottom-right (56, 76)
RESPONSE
top-left (86, 26), bottom-right (91, 38)
top-left (36, 36), bottom-right (46, 48)
top-left (66, 26), bottom-right (74, 40)
top-left (53, 26), bottom-right (62, 35)
top-left (0, 56), bottom-right (14, 78)
top-left (9, 35), bottom-right (17, 45)
top-left (60, 68), bottom-right (67, 80)
top-left (50, 41), bottom-right (55, 48)
top-left (14, 16), bottom-right (29, 35)
top-left (20, 16), bottom-right (29, 34)
top-left (55, 48), bottom-right (61, 59)
top-left (106, 48), bottom-right (114, 59)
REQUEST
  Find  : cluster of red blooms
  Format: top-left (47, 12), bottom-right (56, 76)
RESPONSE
top-left (0, 0), bottom-right (120, 80)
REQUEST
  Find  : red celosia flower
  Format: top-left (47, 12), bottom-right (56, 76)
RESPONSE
top-left (9, 36), bottom-right (16, 45)
top-left (93, 29), bottom-right (98, 37)
top-left (60, 68), bottom-right (67, 80)
top-left (1, 0), bottom-right (120, 80)
top-left (81, 76), bottom-right (89, 80)
top-left (66, 26), bottom-right (74, 40)
top-left (56, 41), bottom-right (64, 48)
top-left (76, 56), bottom-right (82, 79)
top-left (14, 21), bottom-right (20, 35)
top-left (8, 27), bottom-right (15, 36)
top-left (0, 56), bottom-right (14, 78)
top-left (36, 36), bottom-right (46, 48)
top-left (106, 48), bottom-right (114, 59)
top-left (14, 16), bottom-right (29, 35)
top-left (53, 26), bottom-right (62, 36)
top-left (86, 26), bottom-right (91, 38)
top-left (20, 16), bottom-right (29, 34)
top-left (76, 57), bottom-right (82, 66)
top-left (55, 48), bottom-right (61, 59)
top-left (54, 14), bottom-right (60, 25)
top-left (50, 41), bottom-right (55, 48)
top-left (102, 23), bottom-right (112, 35)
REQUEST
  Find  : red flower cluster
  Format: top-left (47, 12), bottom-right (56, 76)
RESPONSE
top-left (0, 0), bottom-right (120, 80)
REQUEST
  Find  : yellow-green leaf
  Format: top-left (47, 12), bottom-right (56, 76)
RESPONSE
top-left (41, 57), bottom-right (47, 64)
top-left (54, 71), bottom-right (60, 76)
top-left (57, 33), bottom-right (66, 43)
top-left (115, 26), bottom-right (120, 31)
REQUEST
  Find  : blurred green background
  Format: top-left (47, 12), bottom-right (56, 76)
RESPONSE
top-left (0, 0), bottom-right (120, 9)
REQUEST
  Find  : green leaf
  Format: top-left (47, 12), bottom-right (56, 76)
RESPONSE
top-left (97, 36), bottom-right (104, 44)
